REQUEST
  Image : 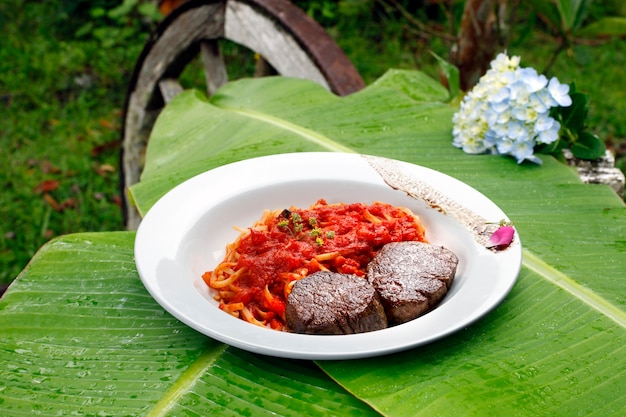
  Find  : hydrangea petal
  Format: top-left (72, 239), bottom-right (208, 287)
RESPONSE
top-left (510, 140), bottom-right (537, 164)
top-left (548, 77), bottom-right (572, 107)
top-left (518, 67), bottom-right (547, 92)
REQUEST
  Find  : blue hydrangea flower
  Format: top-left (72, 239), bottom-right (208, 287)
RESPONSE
top-left (548, 77), bottom-right (573, 107)
top-left (452, 52), bottom-right (572, 164)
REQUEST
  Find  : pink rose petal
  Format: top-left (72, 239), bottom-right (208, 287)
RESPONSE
top-left (487, 225), bottom-right (515, 249)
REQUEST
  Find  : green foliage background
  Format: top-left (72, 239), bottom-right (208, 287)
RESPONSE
top-left (1, 0), bottom-right (625, 287)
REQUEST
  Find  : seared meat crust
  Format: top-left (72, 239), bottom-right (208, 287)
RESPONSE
top-left (285, 271), bottom-right (388, 335)
top-left (367, 241), bottom-right (458, 324)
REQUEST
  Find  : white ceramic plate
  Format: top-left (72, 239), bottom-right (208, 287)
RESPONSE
top-left (135, 153), bottom-right (522, 359)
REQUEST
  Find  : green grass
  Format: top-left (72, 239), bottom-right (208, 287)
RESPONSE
top-left (0, 1), bottom-right (145, 285)
top-left (1, 1), bottom-right (625, 287)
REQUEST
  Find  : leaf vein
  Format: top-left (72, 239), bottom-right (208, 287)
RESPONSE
top-left (523, 249), bottom-right (626, 328)
top-left (223, 106), bottom-right (356, 153)
top-left (145, 343), bottom-right (228, 416)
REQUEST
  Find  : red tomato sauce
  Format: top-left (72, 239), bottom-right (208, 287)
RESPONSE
top-left (203, 199), bottom-right (426, 330)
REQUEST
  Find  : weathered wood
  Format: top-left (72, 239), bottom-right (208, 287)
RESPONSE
top-left (121, 2), bottom-right (226, 229)
top-left (247, 0), bottom-right (365, 95)
top-left (563, 149), bottom-right (625, 198)
top-left (200, 39), bottom-right (228, 95)
top-left (225, 0), bottom-right (330, 89)
top-left (120, 0), bottom-right (365, 229)
top-left (158, 78), bottom-right (184, 103)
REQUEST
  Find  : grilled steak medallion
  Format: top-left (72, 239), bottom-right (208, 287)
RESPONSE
top-left (285, 271), bottom-right (388, 335)
top-left (367, 241), bottom-right (458, 325)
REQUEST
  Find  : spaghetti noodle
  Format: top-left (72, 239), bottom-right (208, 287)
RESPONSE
top-left (202, 199), bottom-right (426, 331)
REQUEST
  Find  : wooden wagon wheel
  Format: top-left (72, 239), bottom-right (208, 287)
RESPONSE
top-left (120, 0), bottom-right (365, 229)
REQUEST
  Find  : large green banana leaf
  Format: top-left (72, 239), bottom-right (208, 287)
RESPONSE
top-left (0, 232), bottom-right (375, 416)
top-left (1, 71), bottom-right (625, 416)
